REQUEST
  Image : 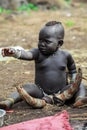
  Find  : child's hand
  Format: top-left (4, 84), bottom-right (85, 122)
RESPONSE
top-left (2, 48), bottom-right (15, 57)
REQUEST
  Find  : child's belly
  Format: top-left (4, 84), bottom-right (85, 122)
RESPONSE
top-left (35, 70), bottom-right (66, 94)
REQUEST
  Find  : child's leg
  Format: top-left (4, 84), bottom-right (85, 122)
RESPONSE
top-left (73, 83), bottom-right (87, 107)
top-left (16, 85), bottom-right (46, 108)
top-left (0, 83), bottom-right (44, 110)
top-left (0, 90), bottom-right (23, 110)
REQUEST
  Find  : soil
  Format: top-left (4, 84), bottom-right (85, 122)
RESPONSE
top-left (0, 6), bottom-right (87, 129)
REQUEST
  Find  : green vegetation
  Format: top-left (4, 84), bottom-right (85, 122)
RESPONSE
top-left (0, 7), bottom-right (12, 14)
top-left (65, 0), bottom-right (71, 4)
top-left (0, 3), bottom-right (38, 14)
top-left (17, 3), bottom-right (38, 12)
top-left (65, 20), bottom-right (75, 27)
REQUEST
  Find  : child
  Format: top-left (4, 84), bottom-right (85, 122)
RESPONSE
top-left (0, 21), bottom-right (86, 110)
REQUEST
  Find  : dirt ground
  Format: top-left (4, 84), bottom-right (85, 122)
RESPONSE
top-left (0, 6), bottom-right (87, 129)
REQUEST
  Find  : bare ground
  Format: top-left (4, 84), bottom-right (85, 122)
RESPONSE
top-left (0, 6), bottom-right (87, 129)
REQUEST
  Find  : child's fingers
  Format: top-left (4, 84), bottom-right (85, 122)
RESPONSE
top-left (1, 48), bottom-right (11, 56)
top-left (1, 48), bottom-right (7, 56)
top-left (4, 48), bottom-right (9, 56)
top-left (2, 48), bottom-right (16, 57)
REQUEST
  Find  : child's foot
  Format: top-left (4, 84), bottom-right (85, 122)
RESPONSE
top-left (53, 95), bottom-right (65, 105)
top-left (0, 98), bottom-right (14, 110)
top-left (0, 101), bottom-right (8, 110)
top-left (42, 96), bottom-right (53, 104)
top-left (73, 97), bottom-right (87, 107)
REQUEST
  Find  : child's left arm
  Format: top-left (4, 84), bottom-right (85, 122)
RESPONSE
top-left (67, 52), bottom-right (77, 83)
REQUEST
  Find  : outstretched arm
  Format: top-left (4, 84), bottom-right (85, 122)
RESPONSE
top-left (2, 47), bottom-right (35, 60)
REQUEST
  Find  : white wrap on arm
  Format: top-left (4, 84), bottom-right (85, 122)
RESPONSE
top-left (10, 46), bottom-right (24, 58)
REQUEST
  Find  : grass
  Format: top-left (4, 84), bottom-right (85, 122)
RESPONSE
top-left (65, 0), bottom-right (71, 4)
top-left (65, 20), bottom-right (75, 27)
top-left (17, 3), bottom-right (38, 12)
top-left (0, 3), bottom-right (38, 14)
top-left (0, 7), bottom-right (12, 14)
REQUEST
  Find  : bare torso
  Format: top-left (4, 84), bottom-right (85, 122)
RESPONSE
top-left (35, 49), bottom-right (71, 94)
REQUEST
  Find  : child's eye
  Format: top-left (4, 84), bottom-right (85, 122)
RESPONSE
top-left (45, 40), bottom-right (50, 44)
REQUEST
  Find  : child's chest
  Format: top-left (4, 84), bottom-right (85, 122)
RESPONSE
top-left (36, 53), bottom-right (67, 71)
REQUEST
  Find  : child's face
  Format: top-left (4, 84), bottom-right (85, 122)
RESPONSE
top-left (38, 26), bottom-right (59, 55)
top-left (38, 37), bottom-right (58, 55)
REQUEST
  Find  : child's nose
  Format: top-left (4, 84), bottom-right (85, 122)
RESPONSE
top-left (41, 42), bottom-right (46, 47)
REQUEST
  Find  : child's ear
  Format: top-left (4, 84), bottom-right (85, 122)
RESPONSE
top-left (58, 40), bottom-right (63, 46)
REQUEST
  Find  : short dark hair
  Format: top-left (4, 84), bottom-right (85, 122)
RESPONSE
top-left (45, 21), bottom-right (61, 26)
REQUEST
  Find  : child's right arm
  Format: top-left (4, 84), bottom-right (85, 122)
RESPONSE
top-left (2, 47), bottom-right (34, 60)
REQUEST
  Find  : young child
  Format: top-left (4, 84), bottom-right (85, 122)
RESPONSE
top-left (0, 21), bottom-right (87, 110)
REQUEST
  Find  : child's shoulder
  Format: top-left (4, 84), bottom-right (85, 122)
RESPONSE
top-left (29, 48), bottom-right (39, 52)
top-left (29, 48), bottom-right (39, 59)
top-left (59, 49), bottom-right (71, 56)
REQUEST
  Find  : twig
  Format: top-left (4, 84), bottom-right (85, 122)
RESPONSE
top-left (70, 113), bottom-right (87, 117)
top-left (71, 117), bottom-right (87, 120)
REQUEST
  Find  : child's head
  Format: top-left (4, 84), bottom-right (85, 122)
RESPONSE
top-left (38, 21), bottom-right (64, 55)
